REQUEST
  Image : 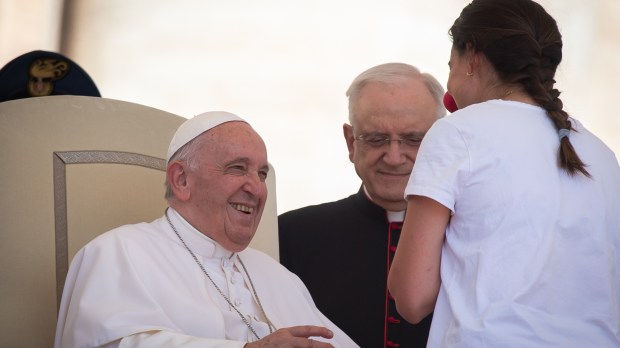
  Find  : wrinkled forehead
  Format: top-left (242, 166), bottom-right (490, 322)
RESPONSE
top-left (206, 121), bottom-right (260, 143)
top-left (353, 109), bottom-right (436, 134)
top-left (201, 122), bottom-right (268, 163)
top-left (351, 80), bottom-right (437, 132)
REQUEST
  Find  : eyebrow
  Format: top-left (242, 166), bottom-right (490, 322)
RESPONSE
top-left (226, 157), bottom-right (270, 172)
top-left (225, 157), bottom-right (249, 166)
top-left (402, 131), bottom-right (426, 138)
top-left (363, 131), bottom-right (426, 137)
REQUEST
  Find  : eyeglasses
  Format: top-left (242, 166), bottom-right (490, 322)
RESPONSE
top-left (354, 133), bottom-right (424, 149)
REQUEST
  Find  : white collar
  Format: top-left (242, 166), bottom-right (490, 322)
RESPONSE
top-left (387, 210), bottom-right (405, 223)
top-left (166, 207), bottom-right (235, 259)
top-left (362, 185), bottom-right (405, 222)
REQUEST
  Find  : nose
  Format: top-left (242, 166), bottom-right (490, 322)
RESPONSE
top-left (382, 141), bottom-right (408, 166)
top-left (242, 171), bottom-right (267, 196)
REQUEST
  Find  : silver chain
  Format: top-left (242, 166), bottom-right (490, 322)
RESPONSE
top-left (164, 209), bottom-right (276, 340)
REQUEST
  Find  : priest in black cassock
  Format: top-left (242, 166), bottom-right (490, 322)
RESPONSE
top-left (278, 63), bottom-right (446, 347)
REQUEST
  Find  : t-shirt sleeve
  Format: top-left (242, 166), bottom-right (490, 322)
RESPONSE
top-left (404, 119), bottom-right (469, 213)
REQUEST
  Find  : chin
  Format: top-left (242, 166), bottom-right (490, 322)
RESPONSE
top-left (373, 190), bottom-right (406, 203)
top-left (376, 182), bottom-right (407, 195)
top-left (236, 233), bottom-right (256, 247)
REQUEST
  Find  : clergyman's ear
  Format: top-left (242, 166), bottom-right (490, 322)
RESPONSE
top-left (167, 161), bottom-right (191, 201)
top-left (343, 123), bottom-right (355, 163)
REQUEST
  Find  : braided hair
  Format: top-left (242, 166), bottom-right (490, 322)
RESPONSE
top-left (449, 0), bottom-right (590, 177)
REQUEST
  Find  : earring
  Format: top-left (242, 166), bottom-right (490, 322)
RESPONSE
top-left (466, 71), bottom-right (473, 77)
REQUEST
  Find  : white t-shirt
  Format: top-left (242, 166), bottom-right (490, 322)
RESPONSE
top-left (405, 100), bottom-right (620, 347)
top-left (55, 208), bottom-right (358, 348)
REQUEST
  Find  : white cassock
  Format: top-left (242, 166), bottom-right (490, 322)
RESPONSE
top-left (55, 208), bottom-right (358, 348)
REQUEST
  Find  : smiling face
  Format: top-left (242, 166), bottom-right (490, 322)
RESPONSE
top-left (169, 122), bottom-right (269, 252)
top-left (344, 78), bottom-right (438, 211)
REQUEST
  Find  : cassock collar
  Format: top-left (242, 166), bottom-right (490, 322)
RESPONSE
top-left (355, 186), bottom-right (389, 222)
top-left (358, 185), bottom-right (405, 223)
top-left (166, 207), bottom-right (235, 259)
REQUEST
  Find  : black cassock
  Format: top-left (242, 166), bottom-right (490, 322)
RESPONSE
top-left (278, 187), bottom-right (432, 348)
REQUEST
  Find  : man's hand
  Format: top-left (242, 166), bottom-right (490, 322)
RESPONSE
top-left (243, 325), bottom-right (335, 348)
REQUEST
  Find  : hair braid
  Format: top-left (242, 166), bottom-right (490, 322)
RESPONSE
top-left (450, 0), bottom-right (591, 178)
top-left (521, 64), bottom-right (591, 177)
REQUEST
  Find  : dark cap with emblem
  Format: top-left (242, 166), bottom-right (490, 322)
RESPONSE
top-left (0, 50), bottom-right (101, 102)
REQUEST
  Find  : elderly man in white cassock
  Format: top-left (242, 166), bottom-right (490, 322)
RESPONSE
top-left (54, 111), bottom-right (358, 348)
